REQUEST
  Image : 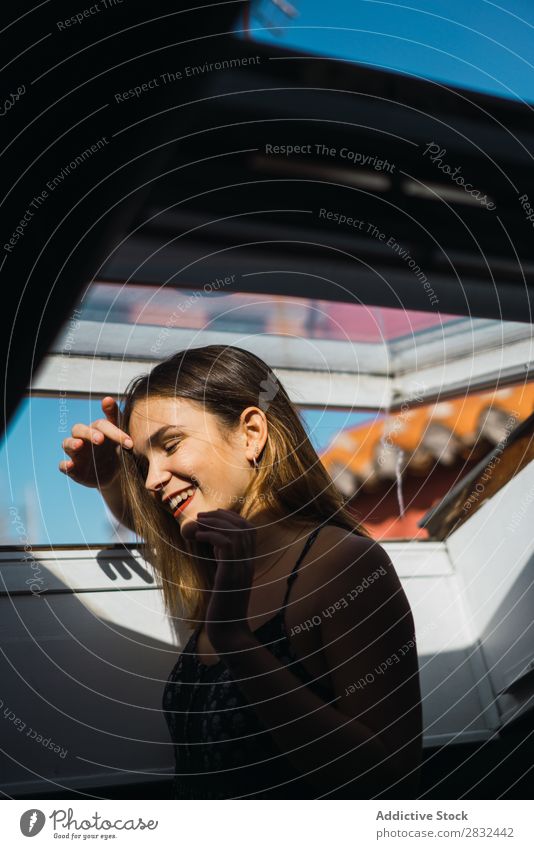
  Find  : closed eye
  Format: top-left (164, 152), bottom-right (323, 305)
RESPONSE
top-left (164, 439), bottom-right (181, 454)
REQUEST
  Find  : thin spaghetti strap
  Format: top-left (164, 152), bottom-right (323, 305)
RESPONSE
top-left (281, 526), bottom-right (322, 610)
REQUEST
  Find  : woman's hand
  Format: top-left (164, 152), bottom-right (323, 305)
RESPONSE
top-left (58, 396), bottom-right (133, 490)
top-left (182, 508), bottom-right (257, 653)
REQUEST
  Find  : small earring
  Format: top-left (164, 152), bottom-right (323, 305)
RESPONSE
top-left (252, 442), bottom-right (259, 472)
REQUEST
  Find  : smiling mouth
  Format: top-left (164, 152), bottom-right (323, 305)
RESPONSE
top-left (170, 488), bottom-right (197, 517)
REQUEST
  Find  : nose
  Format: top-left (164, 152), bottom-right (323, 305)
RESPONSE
top-left (144, 459), bottom-right (172, 494)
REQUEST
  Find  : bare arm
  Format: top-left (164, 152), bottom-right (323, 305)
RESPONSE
top-left (59, 396), bottom-right (136, 533)
top-left (99, 475), bottom-right (135, 533)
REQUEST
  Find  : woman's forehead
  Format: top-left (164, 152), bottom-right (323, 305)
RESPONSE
top-left (128, 396), bottom-right (204, 434)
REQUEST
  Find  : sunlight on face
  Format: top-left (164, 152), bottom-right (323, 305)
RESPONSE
top-left (127, 396), bottom-right (252, 526)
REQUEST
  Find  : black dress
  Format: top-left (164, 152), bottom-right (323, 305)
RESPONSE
top-left (162, 525), bottom-right (337, 799)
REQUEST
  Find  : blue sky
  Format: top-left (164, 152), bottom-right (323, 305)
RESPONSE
top-left (0, 398), bottom-right (119, 546)
top-left (244, 0), bottom-right (534, 103)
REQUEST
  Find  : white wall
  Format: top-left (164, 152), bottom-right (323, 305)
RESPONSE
top-left (447, 460), bottom-right (534, 728)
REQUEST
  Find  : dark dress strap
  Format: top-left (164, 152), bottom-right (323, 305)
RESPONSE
top-left (280, 526), bottom-right (322, 610)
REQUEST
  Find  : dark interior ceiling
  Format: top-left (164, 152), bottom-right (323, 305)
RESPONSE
top-left (2, 0), bottom-right (533, 435)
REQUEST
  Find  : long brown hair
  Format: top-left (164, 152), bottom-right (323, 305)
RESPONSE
top-left (118, 344), bottom-right (369, 628)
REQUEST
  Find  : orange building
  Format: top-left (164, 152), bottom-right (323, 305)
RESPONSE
top-left (320, 384), bottom-right (534, 540)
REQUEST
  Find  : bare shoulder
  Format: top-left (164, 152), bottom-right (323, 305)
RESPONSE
top-left (315, 524), bottom-right (395, 577)
top-left (307, 524), bottom-right (403, 613)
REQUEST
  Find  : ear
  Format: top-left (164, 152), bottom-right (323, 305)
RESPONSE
top-left (239, 406), bottom-right (268, 461)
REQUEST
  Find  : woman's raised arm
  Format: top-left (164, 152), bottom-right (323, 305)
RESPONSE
top-left (58, 396), bottom-right (135, 532)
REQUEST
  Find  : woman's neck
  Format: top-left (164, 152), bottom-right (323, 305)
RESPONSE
top-left (248, 511), bottom-right (316, 574)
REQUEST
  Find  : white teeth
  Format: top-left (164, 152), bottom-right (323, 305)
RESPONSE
top-left (168, 487), bottom-right (196, 511)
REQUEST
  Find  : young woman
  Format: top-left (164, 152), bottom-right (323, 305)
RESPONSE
top-left (59, 344), bottom-right (423, 800)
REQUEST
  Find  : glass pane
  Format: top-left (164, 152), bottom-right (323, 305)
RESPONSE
top-left (52, 283), bottom-right (529, 403)
top-left (74, 281), bottom-right (460, 343)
